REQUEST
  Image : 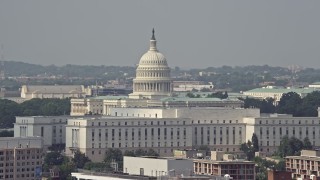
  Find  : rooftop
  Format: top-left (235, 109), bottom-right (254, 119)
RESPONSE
top-left (244, 87), bottom-right (317, 94)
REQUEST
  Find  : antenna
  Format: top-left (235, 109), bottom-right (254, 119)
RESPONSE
top-left (0, 43), bottom-right (5, 80)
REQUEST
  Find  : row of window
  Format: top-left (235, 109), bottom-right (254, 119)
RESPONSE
top-left (85, 120), bottom-right (187, 126)
top-left (192, 120), bottom-right (239, 124)
top-left (259, 127), bottom-right (318, 139)
top-left (259, 119), bottom-right (319, 125)
top-left (90, 128), bottom-right (188, 142)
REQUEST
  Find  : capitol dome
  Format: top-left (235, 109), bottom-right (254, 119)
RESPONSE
top-left (129, 29), bottom-right (172, 100)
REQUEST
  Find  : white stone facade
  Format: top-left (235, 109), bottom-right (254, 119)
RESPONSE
top-left (244, 115), bottom-right (320, 153)
top-left (21, 85), bottom-right (86, 99)
top-left (123, 156), bottom-right (193, 177)
top-left (65, 107), bottom-right (320, 162)
top-left (129, 29), bottom-right (172, 100)
top-left (14, 116), bottom-right (69, 149)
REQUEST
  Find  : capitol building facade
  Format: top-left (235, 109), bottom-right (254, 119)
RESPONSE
top-left (65, 30), bottom-right (320, 162)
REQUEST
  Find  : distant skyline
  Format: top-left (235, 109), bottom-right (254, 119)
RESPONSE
top-left (0, 0), bottom-right (320, 69)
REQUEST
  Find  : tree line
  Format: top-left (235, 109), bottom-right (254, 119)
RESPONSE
top-left (243, 91), bottom-right (320, 116)
top-left (0, 98), bottom-right (70, 129)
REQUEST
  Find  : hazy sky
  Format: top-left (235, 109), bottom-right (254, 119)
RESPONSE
top-left (0, 0), bottom-right (320, 69)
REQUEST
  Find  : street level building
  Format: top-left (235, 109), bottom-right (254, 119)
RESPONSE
top-left (286, 150), bottom-right (320, 179)
top-left (0, 137), bottom-right (43, 180)
top-left (123, 156), bottom-right (193, 177)
top-left (193, 151), bottom-right (255, 180)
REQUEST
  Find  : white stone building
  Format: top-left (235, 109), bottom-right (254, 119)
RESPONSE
top-left (70, 30), bottom-right (242, 116)
top-left (65, 107), bottom-right (260, 162)
top-left (14, 116), bottom-right (70, 149)
top-left (65, 106), bottom-right (320, 162)
top-left (123, 156), bottom-right (193, 177)
top-left (21, 85), bottom-right (87, 99)
top-left (129, 29), bottom-right (172, 100)
top-left (243, 86), bottom-right (316, 103)
top-left (0, 137), bottom-right (43, 180)
top-left (64, 30), bottom-right (320, 163)
top-left (244, 114), bottom-right (320, 153)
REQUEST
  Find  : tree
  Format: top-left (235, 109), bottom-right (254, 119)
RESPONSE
top-left (278, 136), bottom-right (305, 157)
top-left (278, 136), bottom-right (290, 157)
top-left (84, 162), bottom-right (111, 172)
top-left (0, 130), bottom-right (14, 137)
top-left (252, 133), bottom-right (259, 152)
top-left (72, 150), bottom-right (91, 168)
top-left (0, 99), bottom-right (21, 128)
top-left (59, 160), bottom-right (76, 180)
top-left (242, 97), bottom-right (275, 113)
top-left (240, 140), bottom-right (255, 161)
top-left (134, 149), bottom-right (147, 157)
top-left (186, 92), bottom-right (195, 98)
top-left (277, 92), bottom-right (302, 116)
top-left (104, 148), bottom-right (123, 163)
top-left (303, 137), bottom-right (313, 150)
top-left (207, 92), bottom-right (227, 99)
top-left (123, 150), bottom-right (135, 157)
top-left (43, 151), bottom-right (65, 171)
top-left (146, 149), bottom-right (159, 156)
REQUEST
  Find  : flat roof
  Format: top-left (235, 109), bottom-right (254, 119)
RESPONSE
top-left (244, 88), bottom-right (316, 94)
top-left (193, 159), bottom-right (254, 164)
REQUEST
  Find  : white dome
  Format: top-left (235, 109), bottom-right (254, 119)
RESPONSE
top-left (139, 51), bottom-right (168, 66)
top-left (129, 29), bottom-right (172, 100)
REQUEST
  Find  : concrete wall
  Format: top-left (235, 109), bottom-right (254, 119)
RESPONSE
top-left (123, 156), bottom-right (193, 177)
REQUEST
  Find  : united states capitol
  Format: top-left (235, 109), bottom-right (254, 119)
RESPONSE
top-left (13, 30), bottom-right (320, 164)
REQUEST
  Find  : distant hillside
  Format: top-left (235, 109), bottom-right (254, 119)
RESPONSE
top-left (3, 61), bottom-right (136, 78)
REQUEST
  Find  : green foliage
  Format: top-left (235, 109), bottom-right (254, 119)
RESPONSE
top-left (44, 151), bottom-right (65, 167)
top-left (72, 150), bottom-right (91, 168)
top-left (0, 130), bottom-right (14, 137)
top-left (84, 162), bottom-right (111, 172)
top-left (242, 97), bottom-right (275, 113)
top-left (206, 91), bottom-right (228, 99)
top-left (123, 148), bottom-right (159, 157)
top-left (240, 134), bottom-right (260, 161)
top-left (277, 136), bottom-right (312, 157)
top-left (277, 92), bottom-right (302, 116)
top-left (200, 88), bottom-right (211, 92)
top-left (252, 133), bottom-right (259, 152)
top-left (104, 148), bottom-right (123, 163)
top-left (123, 150), bottom-right (135, 157)
top-left (185, 92), bottom-right (201, 98)
top-left (43, 151), bottom-right (76, 179)
top-left (254, 157), bottom-right (286, 180)
top-left (275, 91), bottom-right (320, 117)
top-left (0, 98), bottom-right (70, 128)
top-left (20, 98), bottom-right (70, 116)
top-left (0, 99), bottom-right (21, 128)
top-left (303, 137), bottom-right (313, 150)
top-left (240, 140), bottom-right (255, 161)
top-left (59, 160), bottom-right (76, 180)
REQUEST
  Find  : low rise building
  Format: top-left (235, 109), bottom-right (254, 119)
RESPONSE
top-left (193, 151), bottom-right (255, 180)
top-left (0, 137), bottom-right (43, 180)
top-left (267, 170), bottom-right (291, 180)
top-left (243, 86), bottom-right (317, 103)
top-left (173, 149), bottom-right (206, 159)
top-left (123, 156), bottom-right (194, 177)
top-left (286, 150), bottom-right (320, 179)
top-left (21, 85), bottom-right (87, 99)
